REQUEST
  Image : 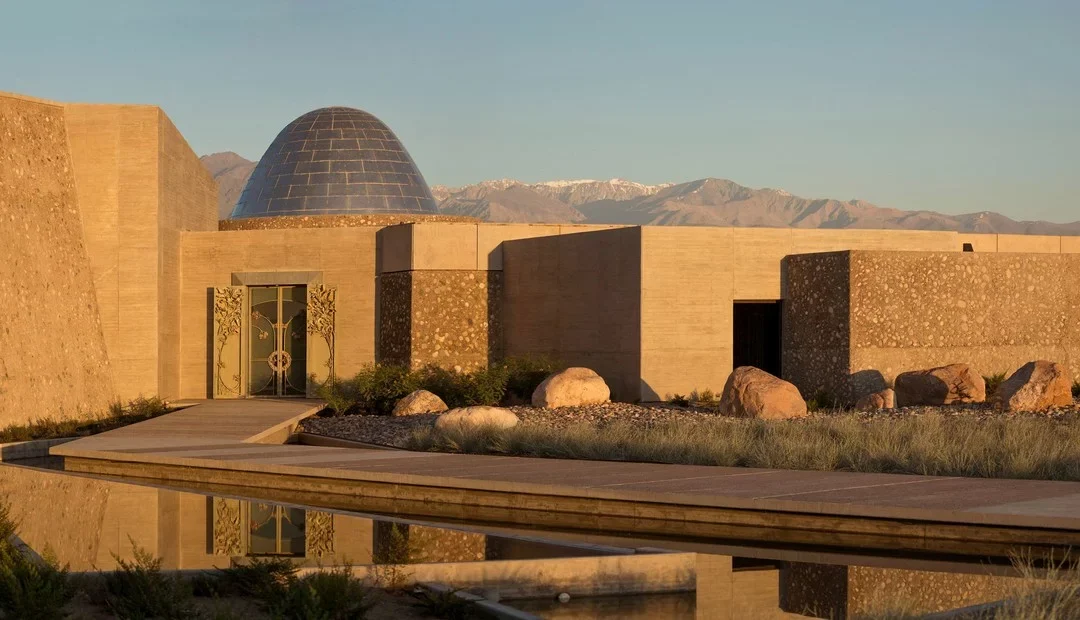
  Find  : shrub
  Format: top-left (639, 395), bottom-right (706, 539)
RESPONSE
top-left (497, 356), bottom-right (563, 402)
top-left (212, 557), bottom-right (297, 601)
top-left (101, 544), bottom-right (194, 620)
top-left (267, 567), bottom-right (373, 620)
top-left (318, 364), bottom-right (419, 416)
top-left (411, 587), bottom-right (475, 620)
top-left (319, 357), bottom-right (566, 415)
top-left (984, 372), bottom-right (1008, 397)
top-left (415, 365), bottom-right (506, 409)
top-left (370, 523), bottom-right (414, 590)
top-left (0, 545), bottom-right (73, 620)
top-left (695, 389), bottom-right (716, 404)
top-left (669, 394), bottom-right (690, 407)
top-left (806, 389), bottom-right (838, 412)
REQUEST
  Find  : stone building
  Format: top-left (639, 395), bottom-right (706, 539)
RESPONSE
top-left (2, 88), bottom-right (1078, 424)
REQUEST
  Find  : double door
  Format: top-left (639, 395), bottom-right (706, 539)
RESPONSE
top-left (248, 286), bottom-right (307, 397)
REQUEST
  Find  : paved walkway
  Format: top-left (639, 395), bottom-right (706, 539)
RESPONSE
top-left (52, 400), bottom-right (1080, 558)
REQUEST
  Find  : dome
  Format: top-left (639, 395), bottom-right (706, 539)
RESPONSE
top-left (230, 107), bottom-right (438, 218)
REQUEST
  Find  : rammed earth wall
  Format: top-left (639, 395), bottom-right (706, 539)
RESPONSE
top-left (0, 93), bottom-right (115, 423)
top-left (784, 250), bottom-right (1080, 403)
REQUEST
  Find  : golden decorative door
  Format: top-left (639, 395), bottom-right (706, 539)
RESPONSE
top-left (248, 286), bottom-right (308, 397)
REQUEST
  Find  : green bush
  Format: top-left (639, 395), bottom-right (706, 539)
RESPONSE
top-left (211, 557), bottom-right (297, 601)
top-left (267, 567), bottom-right (373, 620)
top-left (806, 389), bottom-right (838, 412)
top-left (497, 356), bottom-right (562, 402)
top-left (984, 372), bottom-right (1008, 397)
top-left (0, 545), bottom-right (73, 620)
top-left (101, 544), bottom-right (194, 620)
top-left (669, 394), bottom-right (690, 407)
top-left (319, 357), bottom-right (565, 415)
top-left (411, 587), bottom-right (475, 620)
top-left (318, 364), bottom-right (419, 416)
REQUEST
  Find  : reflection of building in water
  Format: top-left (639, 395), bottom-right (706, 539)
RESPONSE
top-left (781, 561), bottom-right (1020, 618)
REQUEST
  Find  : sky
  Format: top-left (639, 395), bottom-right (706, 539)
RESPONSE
top-left (1, 1), bottom-right (1077, 222)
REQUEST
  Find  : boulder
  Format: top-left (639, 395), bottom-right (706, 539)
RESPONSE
top-left (434, 406), bottom-right (519, 431)
top-left (531, 367), bottom-right (610, 408)
top-left (992, 361), bottom-right (1073, 412)
top-left (894, 363), bottom-right (985, 407)
top-left (855, 388), bottom-right (896, 411)
top-left (718, 366), bottom-right (807, 420)
top-left (392, 389), bottom-right (448, 416)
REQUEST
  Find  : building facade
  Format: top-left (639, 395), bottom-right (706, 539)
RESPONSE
top-left (2, 89), bottom-right (1078, 425)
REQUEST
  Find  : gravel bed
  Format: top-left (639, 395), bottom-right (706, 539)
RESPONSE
top-left (298, 399), bottom-right (1080, 449)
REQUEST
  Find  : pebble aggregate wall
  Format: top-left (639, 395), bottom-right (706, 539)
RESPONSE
top-left (780, 561), bottom-right (1016, 617)
top-left (378, 270), bottom-right (502, 371)
top-left (785, 250), bottom-right (1080, 402)
top-left (0, 94), bottom-right (115, 422)
top-left (219, 213), bottom-right (476, 231)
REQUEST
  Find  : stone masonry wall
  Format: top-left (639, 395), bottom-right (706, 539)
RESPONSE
top-left (0, 93), bottom-right (115, 423)
top-left (785, 250), bottom-right (1080, 403)
top-left (377, 270), bottom-right (502, 371)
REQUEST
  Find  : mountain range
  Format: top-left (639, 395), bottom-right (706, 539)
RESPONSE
top-left (200, 152), bottom-right (1080, 234)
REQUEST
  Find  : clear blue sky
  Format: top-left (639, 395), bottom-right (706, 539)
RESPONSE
top-left (2, 1), bottom-right (1077, 222)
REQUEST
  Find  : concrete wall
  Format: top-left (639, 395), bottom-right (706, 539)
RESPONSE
top-left (158, 113), bottom-right (219, 398)
top-left (65, 103), bottom-right (216, 401)
top-left (0, 92), bottom-right (115, 423)
top-left (503, 228), bottom-right (643, 400)
top-left (785, 250), bottom-right (1080, 402)
top-left (180, 227), bottom-right (379, 398)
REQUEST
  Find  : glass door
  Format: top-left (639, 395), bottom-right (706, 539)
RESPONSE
top-left (248, 286), bottom-right (307, 396)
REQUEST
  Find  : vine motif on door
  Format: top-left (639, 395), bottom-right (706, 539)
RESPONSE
top-left (307, 284), bottom-right (337, 380)
top-left (213, 287), bottom-right (244, 397)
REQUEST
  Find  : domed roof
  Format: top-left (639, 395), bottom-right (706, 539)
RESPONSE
top-left (230, 107), bottom-right (438, 218)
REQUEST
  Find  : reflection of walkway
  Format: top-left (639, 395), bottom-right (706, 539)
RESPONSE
top-left (54, 400), bottom-right (1080, 560)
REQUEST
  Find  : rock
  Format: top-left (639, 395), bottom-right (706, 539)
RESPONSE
top-left (392, 389), bottom-right (448, 416)
top-left (992, 361), bottom-right (1073, 412)
top-left (718, 366), bottom-right (808, 420)
top-left (532, 367), bottom-right (610, 408)
top-left (855, 388), bottom-right (895, 411)
top-left (434, 406), bottom-right (519, 431)
top-left (894, 363), bottom-right (985, 407)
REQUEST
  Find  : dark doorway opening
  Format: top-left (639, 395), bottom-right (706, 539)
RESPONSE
top-left (733, 302), bottom-right (782, 376)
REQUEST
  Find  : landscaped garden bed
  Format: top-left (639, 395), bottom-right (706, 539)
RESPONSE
top-left (0, 397), bottom-right (173, 444)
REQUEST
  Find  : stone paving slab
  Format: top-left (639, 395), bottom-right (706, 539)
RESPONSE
top-left (52, 400), bottom-right (1080, 536)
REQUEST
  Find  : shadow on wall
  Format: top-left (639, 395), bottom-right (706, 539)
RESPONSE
top-left (204, 287), bottom-right (215, 397)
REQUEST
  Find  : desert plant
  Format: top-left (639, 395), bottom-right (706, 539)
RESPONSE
top-left (695, 388), bottom-right (716, 404)
top-left (415, 365), bottom-right (507, 409)
top-left (410, 411), bottom-right (1080, 482)
top-left (0, 545), bottom-right (73, 620)
top-left (0, 398), bottom-right (171, 444)
top-left (411, 587), bottom-right (475, 620)
top-left (806, 389), bottom-right (838, 412)
top-left (101, 543), bottom-right (194, 620)
top-left (985, 372), bottom-right (1008, 398)
top-left (497, 356), bottom-right (563, 402)
top-left (369, 524), bottom-right (414, 590)
top-left (267, 567), bottom-right (373, 620)
top-left (318, 364), bottom-right (419, 416)
top-left (212, 557), bottom-right (298, 601)
top-left (669, 394), bottom-right (690, 407)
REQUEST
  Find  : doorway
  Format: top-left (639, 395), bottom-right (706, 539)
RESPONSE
top-left (733, 301), bottom-right (782, 377)
top-left (248, 285), bottom-right (308, 396)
